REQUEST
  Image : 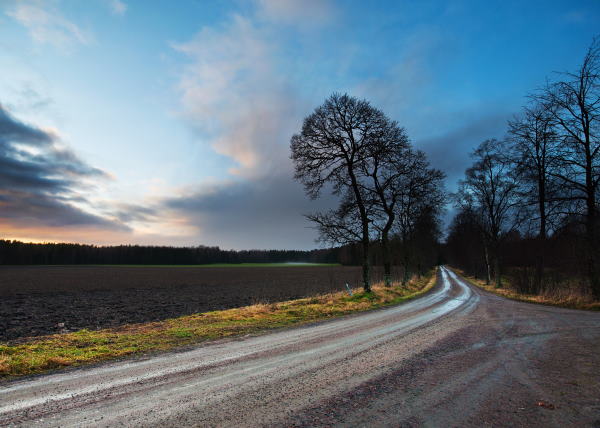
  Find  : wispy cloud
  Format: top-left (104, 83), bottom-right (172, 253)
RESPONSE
top-left (165, 6), bottom-right (345, 248)
top-left (109, 0), bottom-right (127, 17)
top-left (255, 0), bottom-right (335, 27)
top-left (174, 14), bottom-right (305, 178)
top-left (6, 0), bottom-right (90, 50)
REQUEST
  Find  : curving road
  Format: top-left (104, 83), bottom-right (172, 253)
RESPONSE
top-left (1, 267), bottom-right (599, 427)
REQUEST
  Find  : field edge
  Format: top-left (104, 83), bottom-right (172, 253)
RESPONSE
top-left (0, 268), bottom-right (438, 379)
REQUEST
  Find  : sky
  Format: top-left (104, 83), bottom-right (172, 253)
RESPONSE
top-left (0, 0), bottom-right (598, 250)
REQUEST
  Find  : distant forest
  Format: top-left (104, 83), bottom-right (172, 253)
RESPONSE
top-left (0, 240), bottom-right (341, 265)
top-left (0, 238), bottom-right (442, 273)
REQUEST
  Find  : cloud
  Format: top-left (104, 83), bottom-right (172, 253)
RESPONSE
top-left (5, 84), bottom-right (53, 113)
top-left (6, 0), bottom-right (90, 50)
top-left (416, 111), bottom-right (510, 190)
top-left (255, 0), bottom-right (335, 27)
top-left (110, 203), bottom-right (156, 224)
top-left (109, 0), bottom-right (127, 16)
top-left (0, 104), bottom-right (126, 231)
top-left (164, 177), bottom-right (337, 250)
top-left (0, 103), bottom-right (53, 146)
top-left (168, 9), bottom-right (347, 249)
top-left (174, 14), bottom-right (305, 179)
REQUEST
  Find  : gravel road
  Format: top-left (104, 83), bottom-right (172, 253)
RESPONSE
top-left (1, 267), bottom-right (599, 427)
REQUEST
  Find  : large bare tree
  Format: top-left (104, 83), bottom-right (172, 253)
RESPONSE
top-left (359, 122), bottom-right (412, 286)
top-left (534, 38), bottom-right (600, 298)
top-left (507, 104), bottom-right (561, 292)
top-left (290, 93), bottom-right (391, 292)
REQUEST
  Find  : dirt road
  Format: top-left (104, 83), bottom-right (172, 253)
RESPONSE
top-left (1, 267), bottom-right (599, 427)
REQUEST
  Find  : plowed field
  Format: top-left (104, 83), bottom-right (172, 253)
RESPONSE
top-left (0, 265), bottom-right (389, 341)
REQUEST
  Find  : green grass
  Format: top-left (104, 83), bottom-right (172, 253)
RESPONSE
top-left (0, 269), bottom-right (437, 378)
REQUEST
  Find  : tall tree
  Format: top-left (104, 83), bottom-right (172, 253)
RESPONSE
top-left (359, 123), bottom-right (412, 286)
top-left (291, 93), bottom-right (392, 292)
top-left (455, 139), bottom-right (521, 287)
top-left (507, 104), bottom-right (560, 292)
top-left (535, 38), bottom-right (600, 298)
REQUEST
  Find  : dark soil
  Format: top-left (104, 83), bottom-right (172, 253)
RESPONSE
top-left (0, 265), bottom-right (373, 341)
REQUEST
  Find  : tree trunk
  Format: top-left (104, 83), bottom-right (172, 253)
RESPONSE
top-left (586, 199), bottom-right (599, 300)
top-left (483, 244), bottom-right (491, 285)
top-left (534, 172), bottom-right (547, 294)
top-left (361, 219), bottom-right (371, 293)
top-left (534, 248), bottom-right (544, 295)
top-left (382, 231), bottom-right (392, 287)
top-left (346, 163), bottom-right (371, 293)
top-left (381, 212), bottom-right (394, 287)
top-left (494, 252), bottom-right (501, 288)
top-left (402, 252), bottom-right (410, 286)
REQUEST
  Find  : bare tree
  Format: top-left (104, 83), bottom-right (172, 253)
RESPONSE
top-left (290, 93), bottom-right (391, 292)
top-left (393, 151), bottom-right (445, 285)
top-left (455, 139), bottom-right (521, 287)
top-left (507, 104), bottom-right (561, 292)
top-left (534, 37), bottom-right (600, 298)
top-left (359, 123), bottom-right (412, 286)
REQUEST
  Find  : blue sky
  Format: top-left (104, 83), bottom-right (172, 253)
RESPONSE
top-left (0, 0), bottom-right (598, 249)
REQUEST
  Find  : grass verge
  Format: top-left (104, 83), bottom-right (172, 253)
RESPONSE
top-left (450, 267), bottom-right (600, 311)
top-left (0, 269), bottom-right (437, 378)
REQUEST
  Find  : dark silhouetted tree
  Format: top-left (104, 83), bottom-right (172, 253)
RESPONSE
top-left (358, 119), bottom-right (413, 286)
top-left (507, 103), bottom-right (561, 292)
top-left (291, 93), bottom-right (393, 291)
top-left (455, 139), bottom-right (521, 287)
top-left (392, 151), bottom-right (445, 284)
top-left (534, 37), bottom-right (600, 298)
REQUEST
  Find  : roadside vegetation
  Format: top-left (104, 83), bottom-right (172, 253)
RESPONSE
top-left (447, 38), bottom-right (600, 302)
top-left (452, 267), bottom-right (600, 311)
top-left (0, 269), bottom-right (436, 378)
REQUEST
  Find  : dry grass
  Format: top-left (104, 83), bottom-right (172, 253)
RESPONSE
top-left (451, 267), bottom-right (600, 311)
top-left (0, 269), bottom-right (437, 378)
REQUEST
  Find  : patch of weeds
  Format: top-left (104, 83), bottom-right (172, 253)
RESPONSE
top-left (169, 328), bottom-right (194, 338)
top-left (345, 291), bottom-right (378, 302)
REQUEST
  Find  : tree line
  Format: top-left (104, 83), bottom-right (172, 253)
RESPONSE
top-left (291, 93), bottom-right (445, 291)
top-left (446, 38), bottom-right (600, 299)
top-left (0, 240), bottom-right (340, 265)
